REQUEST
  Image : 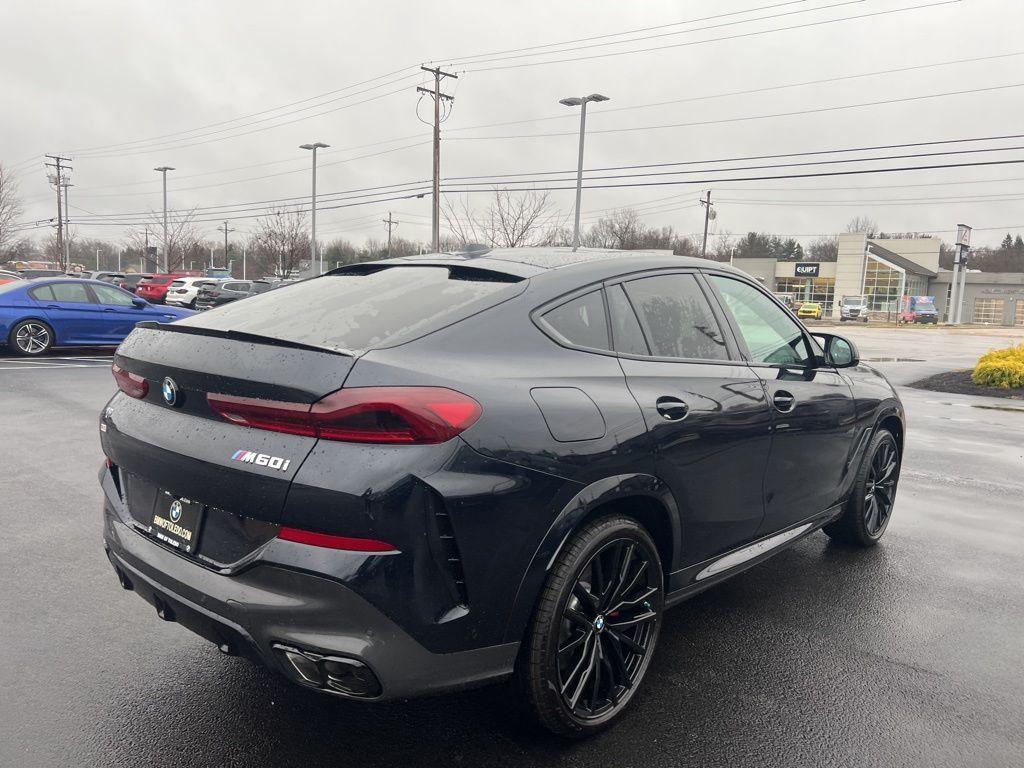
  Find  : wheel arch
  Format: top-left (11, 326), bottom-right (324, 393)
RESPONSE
top-left (7, 316), bottom-right (58, 347)
top-left (502, 473), bottom-right (681, 644)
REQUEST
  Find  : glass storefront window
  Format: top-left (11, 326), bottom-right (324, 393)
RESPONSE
top-left (863, 257), bottom-right (904, 312)
top-left (1015, 300), bottom-right (1024, 327)
top-left (775, 276), bottom-right (835, 313)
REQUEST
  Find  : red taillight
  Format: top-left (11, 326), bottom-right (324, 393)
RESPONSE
top-left (277, 526), bottom-right (397, 552)
top-left (112, 364), bottom-right (148, 399)
top-left (207, 386), bottom-right (482, 444)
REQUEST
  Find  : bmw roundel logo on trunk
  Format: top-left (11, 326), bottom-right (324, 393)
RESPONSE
top-left (161, 377), bottom-right (178, 406)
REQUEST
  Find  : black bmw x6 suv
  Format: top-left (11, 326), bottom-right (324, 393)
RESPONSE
top-left (100, 248), bottom-right (904, 737)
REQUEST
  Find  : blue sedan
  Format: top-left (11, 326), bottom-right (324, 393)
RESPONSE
top-left (0, 277), bottom-right (194, 356)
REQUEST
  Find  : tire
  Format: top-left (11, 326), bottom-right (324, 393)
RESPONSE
top-left (824, 428), bottom-right (900, 547)
top-left (8, 319), bottom-right (54, 356)
top-left (188, 298), bottom-right (197, 309)
top-left (516, 515), bottom-right (664, 738)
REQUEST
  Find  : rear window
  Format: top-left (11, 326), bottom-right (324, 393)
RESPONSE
top-left (175, 265), bottom-right (524, 353)
top-left (169, 280), bottom-right (186, 288)
top-left (541, 291), bottom-right (610, 351)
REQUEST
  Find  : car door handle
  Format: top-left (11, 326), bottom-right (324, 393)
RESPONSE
top-left (656, 396), bottom-right (689, 421)
top-left (103, 308), bottom-right (118, 312)
top-left (772, 391), bottom-right (797, 413)
top-left (45, 304), bottom-right (60, 309)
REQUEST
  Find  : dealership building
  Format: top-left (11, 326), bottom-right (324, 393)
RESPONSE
top-left (732, 232), bottom-right (1024, 326)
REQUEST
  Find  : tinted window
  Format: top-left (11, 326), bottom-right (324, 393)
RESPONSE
top-left (92, 283), bottom-right (136, 306)
top-left (177, 266), bottom-right (524, 354)
top-left (623, 274), bottom-right (729, 360)
top-left (710, 276), bottom-right (813, 366)
top-left (250, 282), bottom-right (274, 294)
top-left (223, 282), bottom-right (250, 292)
top-left (32, 282), bottom-right (91, 303)
top-left (607, 284), bottom-right (649, 355)
top-left (169, 280), bottom-right (185, 288)
top-left (542, 291), bottom-right (609, 350)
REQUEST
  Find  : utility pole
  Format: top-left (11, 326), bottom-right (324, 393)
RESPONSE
top-left (45, 155), bottom-right (71, 269)
top-left (217, 221), bottom-right (235, 270)
top-left (154, 166), bottom-right (174, 272)
top-left (418, 66), bottom-right (457, 253)
top-left (699, 191), bottom-right (714, 258)
top-left (62, 180), bottom-right (73, 268)
top-left (143, 227), bottom-right (150, 272)
top-left (383, 212), bottom-right (399, 257)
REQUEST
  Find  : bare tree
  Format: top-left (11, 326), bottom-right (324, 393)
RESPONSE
top-left (249, 207), bottom-right (310, 278)
top-left (808, 235), bottom-right (839, 262)
top-left (846, 216), bottom-right (878, 237)
top-left (585, 209), bottom-right (643, 249)
top-left (0, 164), bottom-right (24, 257)
top-left (443, 188), bottom-right (564, 249)
top-left (124, 208), bottom-right (203, 272)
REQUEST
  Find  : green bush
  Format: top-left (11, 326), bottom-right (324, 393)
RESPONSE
top-left (972, 344), bottom-right (1024, 389)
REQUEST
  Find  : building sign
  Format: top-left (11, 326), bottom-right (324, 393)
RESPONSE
top-left (956, 224), bottom-right (971, 248)
top-left (794, 262), bottom-right (820, 277)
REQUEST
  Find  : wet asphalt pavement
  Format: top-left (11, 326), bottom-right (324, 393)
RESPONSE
top-left (1, 328), bottom-right (1023, 767)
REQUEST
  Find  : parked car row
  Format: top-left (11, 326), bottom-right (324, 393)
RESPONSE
top-left (0, 277), bottom-right (193, 355)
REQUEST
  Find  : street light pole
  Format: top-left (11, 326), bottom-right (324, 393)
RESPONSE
top-left (559, 94), bottom-right (609, 251)
top-left (300, 142), bottom-right (329, 276)
top-left (154, 166), bottom-right (174, 272)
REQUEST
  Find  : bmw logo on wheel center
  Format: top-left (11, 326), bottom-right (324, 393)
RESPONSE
top-left (161, 377), bottom-right (178, 406)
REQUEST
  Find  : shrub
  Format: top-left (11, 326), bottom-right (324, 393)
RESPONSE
top-left (972, 344), bottom-right (1024, 389)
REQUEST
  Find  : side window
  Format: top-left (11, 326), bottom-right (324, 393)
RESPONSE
top-left (622, 274), bottom-right (729, 360)
top-left (92, 283), bottom-right (136, 306)
top-left (29, 286), bottom-right (54, 302)
top-left (709, 276), bottom-right (813, 366)
top-left (606, 284), bottom-right (649, 356)
top-left (541, 290), bottom-right (610, 351)
top-left (48, 282), bottom-right (92, 304)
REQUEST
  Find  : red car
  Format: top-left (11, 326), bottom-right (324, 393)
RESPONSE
top-left (135, 274), bottom-right (189, 304)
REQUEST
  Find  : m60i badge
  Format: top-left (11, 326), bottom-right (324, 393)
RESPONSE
top-left (231, 449), bottom-right (291, 472)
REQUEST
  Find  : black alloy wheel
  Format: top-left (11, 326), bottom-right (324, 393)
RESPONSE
top-left (824, 428), bottom-right (900, 547)
top-left (864, 437), bottom-right (898, 537)
top-left (518, 516), bottom-right (663, 737)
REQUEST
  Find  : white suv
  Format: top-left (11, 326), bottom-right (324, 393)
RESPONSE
top-left (165, 277), bottom-right (225, 309)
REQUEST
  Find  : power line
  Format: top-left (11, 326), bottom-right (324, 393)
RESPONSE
top-left (435, 0), bottom-right (813, 66)
top-left (38, 134), bottom-right (1024, 225)
top-left (442, 50), bottom-right (1024, 135)
top-left (449, 82), bottom-right (1024, 142)
top-left (462, 0), bottom-right (962, 72)
top-left (68, 66), bottom-right (422, 155)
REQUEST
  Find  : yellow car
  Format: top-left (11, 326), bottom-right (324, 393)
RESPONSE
top-left (797, 302), bottom-right (823, 320)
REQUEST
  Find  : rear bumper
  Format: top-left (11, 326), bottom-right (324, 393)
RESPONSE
top-left (102, 492), bottom-right (519, 701)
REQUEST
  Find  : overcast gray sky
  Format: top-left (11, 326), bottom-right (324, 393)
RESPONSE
top-left (4, 0), bottom-right (1023, 249)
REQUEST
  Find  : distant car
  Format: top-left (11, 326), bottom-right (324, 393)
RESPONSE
top-left (0, 270), bottom-right (22, 286)
top-left (797, 302), bottom-right (823, 320)
top-left (165, 277), bottom-right (224, 309)
top-left (18, 269), bottom-right (64, 279)
top-left (773, 292), bottom-right (796, 310)
top-left (136, 274), bottom-right (189, 304)
top-left (78, 271), bottom-right (127, 283)
top-left (195, 279), bottom-right (276, 310)
top-left (0, 277), bottom-right (193, 355)
top-left (112, 274), bottom-right (154, 294)
top-left (899, 295), bottom-right (939, 324)
top-left (840, 295), bottom-right (870, 323)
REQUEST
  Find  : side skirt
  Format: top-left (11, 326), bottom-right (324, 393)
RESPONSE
top-left (663, 505), bottom-right (842, 608)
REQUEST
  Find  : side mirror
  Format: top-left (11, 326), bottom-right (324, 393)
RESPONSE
top-left (811, 333), bottom-right (860, 368)
top-left (132, 297), bottom-right (147, 308)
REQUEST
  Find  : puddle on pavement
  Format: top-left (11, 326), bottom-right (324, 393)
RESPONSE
top-left (971, 403), bottom-right (1024, 413)
top-left (864, 357), bottom-right (925, 362)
